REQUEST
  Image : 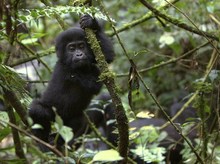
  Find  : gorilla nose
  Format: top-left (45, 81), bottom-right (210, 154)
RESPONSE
top-left (77, 53), bottom-right (82, 56)
top-left (76, 53), bottom-right (83, 57)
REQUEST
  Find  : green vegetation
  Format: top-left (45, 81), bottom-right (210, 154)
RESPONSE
top-left (0, 0), bottom-right (220, 163)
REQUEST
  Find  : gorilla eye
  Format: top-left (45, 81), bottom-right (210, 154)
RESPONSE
top-left (68, 44), bottom-right (75, 51)
top-left (79, 43), bottom-right (85, 49)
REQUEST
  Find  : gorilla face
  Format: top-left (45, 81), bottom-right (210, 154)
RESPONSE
top-left (55, 27), bottom-right (96, 69)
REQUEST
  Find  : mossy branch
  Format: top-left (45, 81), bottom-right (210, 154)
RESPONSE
top-left (107, 0), bottom-right (180, 36)
top-left (85, 28), bottom-right (129, 163)
top-left (139, 0), bottom-right (219, 41)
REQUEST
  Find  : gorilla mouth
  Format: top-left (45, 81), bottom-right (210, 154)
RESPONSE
top-left (71, 59), bottom-right (91, 69)
top-left (74, 59), bottom-right (90, 64)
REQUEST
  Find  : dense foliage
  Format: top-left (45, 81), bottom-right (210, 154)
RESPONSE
top-left (0, 0), bottom-right (220, 163)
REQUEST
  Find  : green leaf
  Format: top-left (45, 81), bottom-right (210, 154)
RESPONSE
top-left (159, 33), bottom-right (175, 45)
top-left (19, 15), bottom-right (28, 21)
top-left (131, 146), bottom-right (165, 163)
top-left (209, 70), bottom-right (220, 82)
top-left (30, 11), bottom-right (40, 18)
top-left (0, 64), bottom-right (28, 99)
top-left (134, 125), bottom-right (160, 144)
top-left (18, 6), bottom-right (115, 23)
top-left (31, 123), bottom-right (43, 129)
top-left (21, 38), bottom-right (38, 45)
top-left (93, 149), bottom-right (123, 162)
top-left (32, 33), bottom-right (46, 38)
top-left (59, 126), bottom-right (73, 143)
top-left (206, 2), bottom-right (214, 13)
top-left (55, 114), bottom-right (63, 130)
top-left (0, 126), bottom-right (11, 141)
top-left (0, 111), bottom-right (9, 124)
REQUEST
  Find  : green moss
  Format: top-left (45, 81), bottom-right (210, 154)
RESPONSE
top-left (99, 71), bottom-right (115, 81)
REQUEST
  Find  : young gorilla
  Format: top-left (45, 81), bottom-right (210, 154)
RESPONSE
top-left (29, 14), bottom-right (114, 149)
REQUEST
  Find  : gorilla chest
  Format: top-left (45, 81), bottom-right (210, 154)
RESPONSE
top-left (54, 85), bottom-right (92, 116)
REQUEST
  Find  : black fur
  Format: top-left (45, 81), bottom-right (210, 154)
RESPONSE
top-left (29, 15), bottom-right (114, 149)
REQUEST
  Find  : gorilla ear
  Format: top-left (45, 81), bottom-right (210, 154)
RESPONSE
top-left (55, 44), bottom-right (62, 58)
top-left (55, 37), bottom-right (67, 59)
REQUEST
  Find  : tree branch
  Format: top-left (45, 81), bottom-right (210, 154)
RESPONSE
top-left (8, 47), bottom-right (54, 67)
top-left (6, 104), bottom-right (27, 162)
top-left (117, 41), bottom-right (211, 77)
top-left (139, 0), bottom-right (219, 41)
top-left (107, 0), bottom-right (180, 36)
top-left (0, 119), bottom-right (64, 158)
top-left (85, 28), bottom-right (129, 163)
top-left (3, 89), bottom-right (28, 126)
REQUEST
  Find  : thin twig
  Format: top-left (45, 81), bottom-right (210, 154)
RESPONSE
top-left (0, 119), bottom-right (64, 158)
top-left (117, 41), bottom-right (210, 77)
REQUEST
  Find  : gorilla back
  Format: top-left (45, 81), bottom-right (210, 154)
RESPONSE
top-left (29, 15), bottom-right (115, 147)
